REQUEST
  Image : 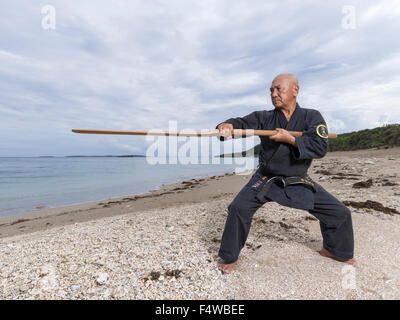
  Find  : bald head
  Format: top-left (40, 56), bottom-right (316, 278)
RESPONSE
top-left (270, 73), bottom-right (299, 110)
top-left (273, 73), bottom-right (299, 87)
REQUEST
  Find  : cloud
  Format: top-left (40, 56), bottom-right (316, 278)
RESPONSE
top-left (0, 0), bottom-right (399, 156)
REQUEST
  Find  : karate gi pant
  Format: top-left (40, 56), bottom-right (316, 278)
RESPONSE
top-left (218, 172), bottom-right (354, 263)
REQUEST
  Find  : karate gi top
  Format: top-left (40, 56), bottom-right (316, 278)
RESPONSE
top-left (218, 103), bottom-right (329, 210)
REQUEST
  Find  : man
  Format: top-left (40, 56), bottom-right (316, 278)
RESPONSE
top-left (217, 74), bottom-right (356, 274)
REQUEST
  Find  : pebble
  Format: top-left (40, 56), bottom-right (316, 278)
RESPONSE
top-left (96, 273), bottom-right (109, 285)
top-left (19, 285), bottom-right (29, 293)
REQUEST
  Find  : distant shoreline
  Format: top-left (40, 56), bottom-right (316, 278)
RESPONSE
top-left (64, 155), bottom-right (146, 158)
top-left (0, 155), bottom-right (147, 158)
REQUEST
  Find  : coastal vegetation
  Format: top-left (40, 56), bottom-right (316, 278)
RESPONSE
top-left (327, 124), bottom-right (400, 151)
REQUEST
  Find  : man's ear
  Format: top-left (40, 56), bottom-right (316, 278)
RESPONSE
top-left (293, 85), bottom-right (299, 97)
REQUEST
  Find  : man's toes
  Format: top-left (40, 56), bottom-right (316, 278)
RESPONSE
top-left (218, 264), bottom-right (229, 274)
top-left (345, 258), bottom-right (357, 267)
top-left (217, 261), bottom-right (236, 274)
top-left (318, 248), bottom-right (331, 258)
top-left (319, 248), bottom-right (356, 266)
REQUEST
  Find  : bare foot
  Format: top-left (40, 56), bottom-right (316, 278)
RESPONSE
top-left (217, 259), bottom-right (237, 274)
top-left (319, 248), bottom-right (357, 266)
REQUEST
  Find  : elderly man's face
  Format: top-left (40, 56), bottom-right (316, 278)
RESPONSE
top-left (269, 76), bottom-right (298, 109)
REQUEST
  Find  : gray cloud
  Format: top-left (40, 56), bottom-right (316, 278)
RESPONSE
top-left (0, 0), bottom-right (399, 156)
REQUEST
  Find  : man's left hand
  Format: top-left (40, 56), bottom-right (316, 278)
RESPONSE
top-left (269, 128), bottom-right (298, 147)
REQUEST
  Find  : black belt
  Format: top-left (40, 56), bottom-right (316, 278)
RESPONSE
top-left (255, 175), bottom-right (316, 202)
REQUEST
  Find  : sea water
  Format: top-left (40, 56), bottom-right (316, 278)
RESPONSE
top-left (0, 156), bottom-right (257, 218)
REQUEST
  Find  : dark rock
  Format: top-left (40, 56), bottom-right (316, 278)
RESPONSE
top-left (343, 200), bottom-right (399, 215)
top-left (352, 179), bottom-right (374, 188)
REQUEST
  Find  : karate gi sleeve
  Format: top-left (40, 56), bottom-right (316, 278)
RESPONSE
top-left (216, 111), bottom-right (263, 141)
top-left (292, 110), bottom-right (329, 159)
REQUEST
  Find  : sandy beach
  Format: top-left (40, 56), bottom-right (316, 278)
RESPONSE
top-left (0, 147), bottom-right (399, 299)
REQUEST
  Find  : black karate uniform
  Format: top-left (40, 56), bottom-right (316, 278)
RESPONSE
top-left (217, 104), bottom-right (354, 263)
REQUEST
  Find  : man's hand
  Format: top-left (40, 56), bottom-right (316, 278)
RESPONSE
top-left (217, 123), bottom-right (233, 140)
top-left (269, 128), bottom-right (298, 147)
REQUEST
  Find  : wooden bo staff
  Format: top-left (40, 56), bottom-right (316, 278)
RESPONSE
top-left (72, 129), bottom-right (337, 138)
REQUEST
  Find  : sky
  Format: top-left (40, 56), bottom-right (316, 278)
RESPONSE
top-left (0, 0), bottom-right (399, 156)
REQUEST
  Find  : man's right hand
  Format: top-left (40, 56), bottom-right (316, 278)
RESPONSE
top-left (217, 123), bottom-right (234, 140)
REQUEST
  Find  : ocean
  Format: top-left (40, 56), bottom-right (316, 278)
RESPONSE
top-left (0, 156), bottom-right (257, 218)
